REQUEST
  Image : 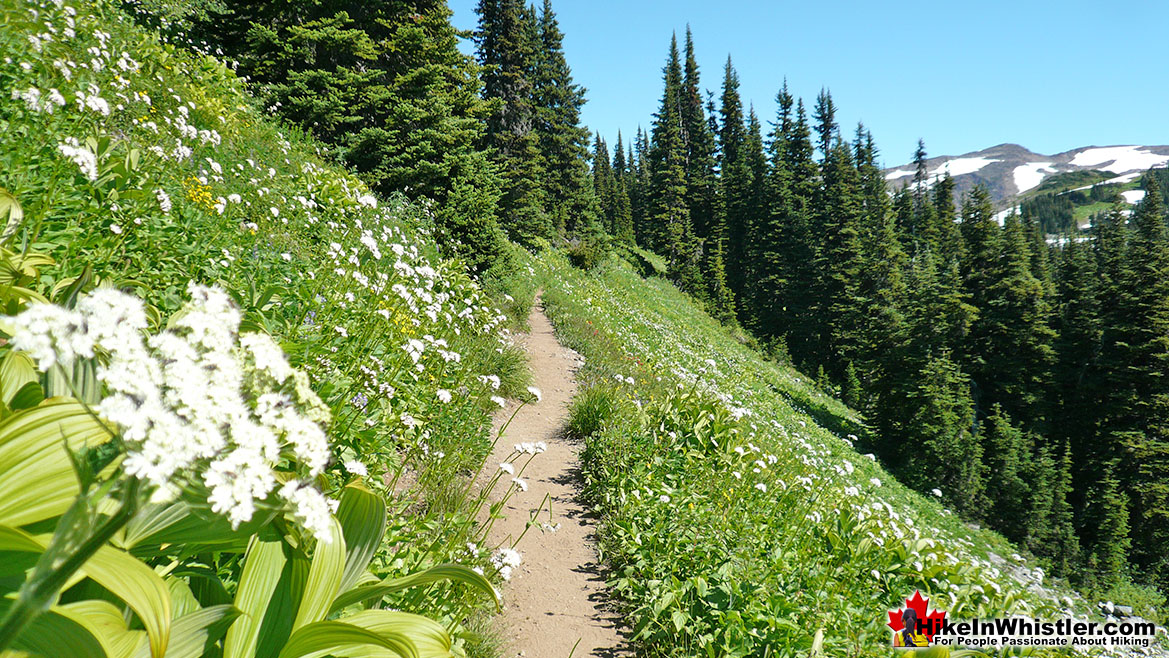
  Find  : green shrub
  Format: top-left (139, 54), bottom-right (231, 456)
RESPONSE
top-left (567, 384), bottom-right (622, 439)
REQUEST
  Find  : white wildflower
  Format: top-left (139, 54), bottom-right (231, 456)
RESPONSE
top-left (155, 188), bottom-right (172, 213)
top-left (344, 460), bottom-right (368, 476)
top-left (280, 481), bottom-right (334, 542)
top-left (57, 137), bottom-right (98, 181)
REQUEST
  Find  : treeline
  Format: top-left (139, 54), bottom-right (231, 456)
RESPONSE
top-left (599, 30), bottom-right (1169, 591)
top-left (171, 0), bottom-right (602, 273)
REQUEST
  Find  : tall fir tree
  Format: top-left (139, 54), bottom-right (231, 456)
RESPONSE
top-left (815, 139), bottom-right (866, 377)
top-left (610, 132), bottom-right (635, 244)
top-left (680, 28), bottom-right (718, 243)
top-left (531, 0), bottom-right (599, 237)
top-left (751, 82), bottom-right (798, 342)
top-left (1083, 466), bottom-right (1132, 588)
top-left (592, 135), bottom-right (616, 234)
top-left (981, 405), bottom-right (1033, 543)
top-left (812, 88), bottom-right (837, 162)
top-left (1101, 176), bottom-right (1169, 585)
top-left (739, 107), bottom-right (769, 329)
top-left (718, 57), bottom-right (752, 304)
top-left (1052, 238), bottom-right (1102, 495)
top-left (967, 212), bottom-right (1056, 430)
top-left (646, 35), bottom-right (703, 294)
top-left (904, 352), bottom-right (985, 517)
top-left (475, 0), bottom-right (550, 244)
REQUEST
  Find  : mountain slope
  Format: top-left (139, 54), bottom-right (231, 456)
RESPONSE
top-left (885, 143), bottom-right (1169, 205)
top-left (535, 250), bottom-right (1169, 656)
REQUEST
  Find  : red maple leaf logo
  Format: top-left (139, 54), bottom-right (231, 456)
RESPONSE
top-left (887, 590), bottom-right (947, 642)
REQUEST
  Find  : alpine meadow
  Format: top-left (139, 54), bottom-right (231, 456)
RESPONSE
top-left (0, 0), bottom-right (1167, 656)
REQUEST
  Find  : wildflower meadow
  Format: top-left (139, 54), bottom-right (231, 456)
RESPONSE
top-left (0, 0), bottom-right (541, 655)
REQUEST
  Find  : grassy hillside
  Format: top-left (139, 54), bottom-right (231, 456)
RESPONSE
top-left (0, 0), bottom-right (534, 655)
top-left (535, 251), bottom-right (1164, 656)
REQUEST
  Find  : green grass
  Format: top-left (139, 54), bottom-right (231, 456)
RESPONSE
top-left (1023, 169), bottom-right (1113, 198)
top-left (535, 249), bottom-right (1147, 657)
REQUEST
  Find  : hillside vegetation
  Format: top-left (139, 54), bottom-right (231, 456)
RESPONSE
top-left (538, 249), bottom-right (1117, 655)
top-left (0, 0), bottom-right (535, 655)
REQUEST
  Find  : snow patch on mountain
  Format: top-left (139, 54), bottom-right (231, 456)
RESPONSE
top-left (1121, 189), bottom-right (1147, 205)
top-left (934, 157), bottom-right (998, 177)
top-left (1013, 163), bottom-right (1057, 194)
top-left (1069, 146), bottom-right (1169, 173)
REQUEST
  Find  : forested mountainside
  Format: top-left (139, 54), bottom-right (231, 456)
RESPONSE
top-left (1, 0), bottom-right (1166, 655)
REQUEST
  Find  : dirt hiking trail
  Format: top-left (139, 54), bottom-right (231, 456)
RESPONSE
top-left (482, 297), bottom-right (629, 658)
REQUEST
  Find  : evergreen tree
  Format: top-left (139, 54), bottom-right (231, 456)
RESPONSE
top-left (739, 107), bottom-right (769, 329)
top-left (1102, 175), bottom-right (1169, 585)
top-left (718, 57), bottom-right (752, 303)
top-left (680, 28), bottom-right (718, 242)
top-left (592, 134), bottom-right (615, 233)
top-left (531, 0), bottom-right (599, 237)
top-left (981, 405), bottom-right (1033, 543)
top-left (812, 88), bottom-right (837, 161)
top-left (1052, 238), bottom-right (1102, 487)
top-left (815, 139), bottom-right (866, 376)
top-left (931, 172), bottom-right (962, 263)
top-left (751, 82), bottom-right (798, 341)
top-left (1083, 466), bottom-right (1132, 587)
top-left (646, 35), bottom-right (703, 293)
top-left (1046, 444), bottom-right (1082, 576)
top-left (476, 0), bottom-right (550, 244)
top-left (904, 352), bottom-right (985, 517)
top-left (968, 212), bottom-right (1056, 429)
top-left (631, 128), bottom-right (652, 245)
top-left (778, 99), bottom-right (824, 368)
top-left (192, 0), bottom-right (510, 271)
top-left (610, 132), bottom-right (635, 244)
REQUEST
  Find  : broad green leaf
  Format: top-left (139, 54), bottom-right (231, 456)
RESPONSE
top-left (0, 601), bottom-right (107, 658)
top-left (0, 399), bottom-right (115, 530)
top-left (44, 359), bottom-right (100, 404)
top-left (0, 190), bottom-right (22, 245)
top-left (334, 610), bottom-right (452, 658)
top-left (58, 599), bottom-right (145, 658)
top-left (166, 576), bottom-right (201, 620)
top-left (120, 500), bottom-right (262, 555)
top-left (292, 518), bottom-right (345, 630)
top-left (336, 483), bottom-right (386, 593)
top-left (131, 605), bottom-right (240, 658)
top-left (8, 382), bottom-right (44, 412)
top-left (78, 544), bottom-right (172, 658)
top-left (0, 351), bottom-right (37, 406)
top-left (329, 564), bottom-right (498, 614)
top-left (0, 524), bottom-right (44, 553)
top-left (276, 620), bottom-right (416, 658)
top-left (223, 533), bottom-right (287, 658)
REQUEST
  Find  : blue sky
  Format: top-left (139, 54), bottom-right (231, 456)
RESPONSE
top-left (447, 0), bottom-right (1167, 167)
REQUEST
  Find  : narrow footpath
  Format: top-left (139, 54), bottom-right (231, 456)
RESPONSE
top-left (481, 297), bottom-right (629, 658)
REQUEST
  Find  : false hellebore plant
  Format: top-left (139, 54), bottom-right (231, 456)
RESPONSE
top-left (0, 282), bottom-right (496, 657)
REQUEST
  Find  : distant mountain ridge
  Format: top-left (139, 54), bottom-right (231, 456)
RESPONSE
top-left (883, 143), bottom-right (1169, 206)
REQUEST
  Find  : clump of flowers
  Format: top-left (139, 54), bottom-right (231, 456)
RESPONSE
top-left (7, 283), bottom-right (337, 541)
top-left (491, 547), bottom-right (523, 581)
